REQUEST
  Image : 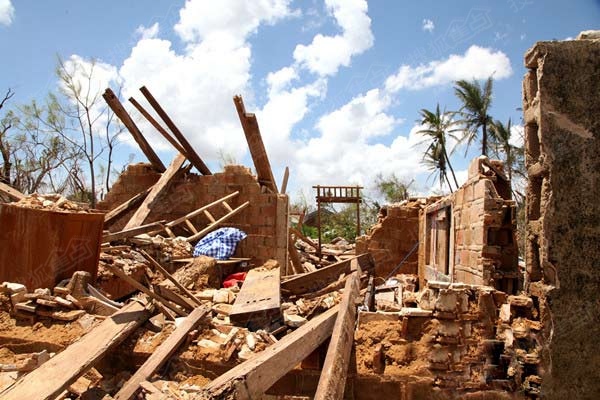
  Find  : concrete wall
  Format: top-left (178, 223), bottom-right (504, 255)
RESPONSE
top-left (523, 38), bottom-right (600, 399)
top-left (419, 157), bottom-right (519, 291)
top-left (99, 163), bottom-right (288, 268)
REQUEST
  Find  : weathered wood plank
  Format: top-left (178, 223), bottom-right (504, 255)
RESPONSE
top-left (280, 166), bottom-right (289, 194)
top-left (233, 95), bottom-right (277, 193)
top-left (287, 234), bottom-right (305, 275)
top-left (139, 86), bottom-right (211, 175)
top-left (123, 153), bottom-right (186, 230)
top-left (128, 96), bottom-right (189, 157)
top-left (102, 88), bottom-right (165, 172)
top-left (202, 304), bottom-right (339, 399)
top-left (102, 221), bottom-right (165, 243)
top-left (185, 201), bottom-right (250, 243)
top-left (114, 305), bottom-right (210, 400)
top-left (314, 262), bottom-right (362, 400)
top-left (281, 253), bottom-right (374, 296)
top-left (1, 301), bottom-right (150, 400)
top-left (229, 267), bottom-right (281, 326)
top-left (0, 182), bottom-right (25, 201)
top-left (103, 188), bottom-right (151, 226)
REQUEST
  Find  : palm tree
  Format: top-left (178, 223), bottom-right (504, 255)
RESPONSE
top-left (417, 104), bottom-right (459, 191)
top-left (490, 118), bottom-right (515, 181)
top-left (422, 140), bottom-right (454, 191)
top-left (454, 76), bottom-right (494, 156)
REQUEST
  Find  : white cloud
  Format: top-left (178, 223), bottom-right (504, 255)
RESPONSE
top-left (293, 0), bottom-right (374, 76)
top-left (385, 45), bottom-right (512, 92)
top-left (422, 18), bottom-right (434, 33)
top-left (135, 22), bottom-right (159, 40)
top-left (266, 66), bottom-right (299, 96)
top-left (0, 0), bottom-right (14, 26)
top-left (509, 123), bottom-right (524, 148)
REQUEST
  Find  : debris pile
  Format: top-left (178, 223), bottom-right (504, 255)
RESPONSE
top-left (13, 193), bottom-right (87, 212)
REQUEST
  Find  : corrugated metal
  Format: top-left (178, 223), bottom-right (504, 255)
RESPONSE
top-left (0, 204), bottom-right (105, 290)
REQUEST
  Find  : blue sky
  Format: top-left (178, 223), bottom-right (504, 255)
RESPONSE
top-left (1, 0), bottom-right (598, 202)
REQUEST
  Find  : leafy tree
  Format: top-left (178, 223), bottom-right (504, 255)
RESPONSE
top-left (422, 139), bottom-right (454, 191)
top-left (373, 173), bottom-right (414, 204)
top-left (454, 76), bottom-right (494, 156)
top-left (417, 104), bottom-right (459, 191)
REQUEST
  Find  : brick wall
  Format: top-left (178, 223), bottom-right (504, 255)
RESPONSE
top-left (98, 164), bottom-right (288, 267)
top-left (419, 157), bottom-right (519, 291)
top-left (523, 38), bottom-right (600, 399)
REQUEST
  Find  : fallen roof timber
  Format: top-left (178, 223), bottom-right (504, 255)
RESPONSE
top-left (123, 153), bottom-right (186, 230)
top-left (114, 305), bottom-right (210, 400)
top-left (102, 88), bottom-right (166, 173)
top-left (1, 301), bottom-right (150, 400)
top-left (281, 253), bottom-right (374, 296)
top-left (202, 304), bottom-right (339, 399)
top-left (229, 267), bottom-right (281, 326)
top-left (103, 187), bottom-right (151, 226)
top-left (314, 260), bottom-right (362, 399)
top-left (0, 181), bottom-right (25, 201)
top-left (102, 220), bottom-right (165, 243)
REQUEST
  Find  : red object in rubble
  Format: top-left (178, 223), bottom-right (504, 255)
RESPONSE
top-left (223, 272), bottom-right (247, 288)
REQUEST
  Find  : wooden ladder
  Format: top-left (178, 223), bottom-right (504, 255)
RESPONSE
top-left (160, 191), bottom-right (250, 242)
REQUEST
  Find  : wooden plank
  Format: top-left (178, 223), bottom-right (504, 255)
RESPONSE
top-left (0, 182), bottom-right (25, 201)
top-left (233, 95), bottom-right (277, 193)
top-left (185, 201), bottom-right (250, 243)
top-left (290, 227), bottom-right (318, 250)
top-left (139, 86), bottom-right (211, 175)
top-left (104, 264), bottom-right (187, 317)
top-left (102, 221), bottom-right (165, 243)
top-left (123, 153), bottom-right (186, 230)
top-left (128, 97), bottom-right (189, 157)
top-left (287, 234), bottom-right (305, 276)
top-left (280, 166), bottom-right (289, 194)
top-left (281, 253), bottom-right (374, 296)
top-left (164, 192), bottom-right (239, 228)
top-left (202, 304), bottom-right (339, 399)
top-left (114, 305), bottom-right (209, 400)
top-left (229, 267), bottom-right (281, 326)
top-left (103, 188), bottom-right (151, 225)
top-left (1, 301), bottom-right (150, 400)
top-left (102, 88), bottom-right (165, 172)
top-left (314, 264), bottom-right (362, 400)
top-left (140, 250), bottom-right (203, 307)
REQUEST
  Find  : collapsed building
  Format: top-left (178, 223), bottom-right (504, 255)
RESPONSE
top-left (0, 35), bottom-right (598, 400)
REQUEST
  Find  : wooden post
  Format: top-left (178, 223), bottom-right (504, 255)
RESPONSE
top-left (1, 301), bottom-right (150, 400)
top-left (123, 153), bottom-right (186, 230)
top-left (280, 166), bottom-right (289, 194)
top-left (102, 88), bottom-right (165, 172)
top-left (139, 86), bottom-right (211, 175)
top-left (114, 305), bottom-right (209, 400)
top-left (233, 95), bottom-right (278, 193)
top-left (314, 262), bottom-right (362, 400)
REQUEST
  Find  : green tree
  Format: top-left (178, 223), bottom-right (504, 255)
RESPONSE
top-left (454, 76), bottom-right (494, 156)
top-left (373, 173), bottom-right (414, 204)
top-left (417, 104), bottom-right (459, 191)
top-left (422, 140), bottom-right (453, 191)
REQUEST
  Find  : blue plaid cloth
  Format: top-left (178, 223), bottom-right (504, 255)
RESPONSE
top-left (193, 227), bottom-right (247, 260)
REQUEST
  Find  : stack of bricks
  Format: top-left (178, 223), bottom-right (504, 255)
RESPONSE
top-left (98, 164), bottom-right (288, 267)
top-left (418, 282), bottom-right (540, 396)
top-left (356, 200), bottom-right (427, 277)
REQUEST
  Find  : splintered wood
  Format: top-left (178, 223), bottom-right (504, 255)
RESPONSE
top-left (229, 267), bottom-right (281, 326)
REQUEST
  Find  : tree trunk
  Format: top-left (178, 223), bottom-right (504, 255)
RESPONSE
top-left (444, 173), bottom-right (454, 193)
top-left (444, 148), bottom-right (459, 189)
top-left (481, 123), bottom-right (488, 156)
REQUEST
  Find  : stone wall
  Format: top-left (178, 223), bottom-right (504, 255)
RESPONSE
top-left (98, 163), bottom-right (288, 268)
top-left (356, 200), bottom-right (426, 277)
top-left (419, 157), bottom-right (519, 291)
top-left (523, 38), bottom-right (600, 399)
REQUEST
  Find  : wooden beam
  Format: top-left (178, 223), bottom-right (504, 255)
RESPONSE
top-left (281, 253), bottom-right (374, 296)
top-left (114, 305), bottom-right (210, 400)
top-left (233, 95), bottom-right (277, 193)
top-left (185, 201), bottom-right (250, 243)
top-left (102, 88), bottom-right (165, 172)
top-left (123, 153), bottom-right (186, 230)
top-left (314, 264), bottom-right (362, 400)
top-left (140, 250), bottom-right (203, 307)
top-left (139, 86), bottom-right (211, 175)
top-left (103, 188), bottom-right (151, 226)
top-left (229, 267), bottom-right (281, 326)
top-left (128, 97), bottom-right (189, 157)
top-left (1, 301), bottom-right (150, 400)
top-left (280, 166), bottom-right (289, 194)
top-left (202, 304), bottom-right (339, 399)
top-left (290, 227), bottom-right (318, 250)
top-left (287, 233), bottom-right (305, 275)
top-left (164, 192), bottom-right (239, 229)
top-left (104, 264), bottom-right (187, 317)
top-left (102, 221), bottom-right (165, 243)
top-left (0, 181), bottom-right (25, 201)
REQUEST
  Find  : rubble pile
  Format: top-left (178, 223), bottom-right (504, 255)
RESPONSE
top-left (13, 194), bottom-right (87, 212)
